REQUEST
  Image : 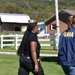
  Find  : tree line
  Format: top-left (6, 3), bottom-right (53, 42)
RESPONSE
top-left (0, 0), bottom-right (75, 22)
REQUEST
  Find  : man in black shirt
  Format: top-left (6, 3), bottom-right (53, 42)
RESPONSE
top-left (17, 22), bottom-right (44, 75)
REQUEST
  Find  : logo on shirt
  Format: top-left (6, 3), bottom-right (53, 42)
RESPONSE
top-left (63, 32), bottom-right (74, 37)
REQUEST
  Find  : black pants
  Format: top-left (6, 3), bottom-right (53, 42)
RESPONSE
top-left (18, 55), bottom-right (44, 75)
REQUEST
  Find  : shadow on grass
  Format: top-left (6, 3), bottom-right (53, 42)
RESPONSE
top-left (41, 57), bottom-right (58, 63)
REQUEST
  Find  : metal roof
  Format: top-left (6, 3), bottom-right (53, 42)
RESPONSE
top-left (38, 21), bottom-right (45, 25)
top-left (0, 13), bottom-right (30, 23)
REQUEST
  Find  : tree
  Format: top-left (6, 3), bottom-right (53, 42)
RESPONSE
top-left (3, 2), bottom-right (25, 14)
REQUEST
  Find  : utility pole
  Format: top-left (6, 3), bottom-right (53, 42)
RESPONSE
top-left (55, 0), bottom-right (60, 49)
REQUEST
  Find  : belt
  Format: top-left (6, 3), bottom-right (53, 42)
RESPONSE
top-left (27, 56), bottom-right (30, 59)
top-left (22, 54), bottom-right (30, 59)
top-left (27, 56), bottom-right (40, 62)
top-left (22, 53), bottom-right (40, 61)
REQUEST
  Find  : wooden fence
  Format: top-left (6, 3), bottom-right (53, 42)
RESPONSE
top-left (0, 34), bottom-right (57, 50)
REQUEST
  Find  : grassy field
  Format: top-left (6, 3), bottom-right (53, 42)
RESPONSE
top-left (0, 44), bottom-right (64, 75)
top-left (0, 54), bottom-right (65, 75)
top-left (0, 46), bottom-right (58, 54)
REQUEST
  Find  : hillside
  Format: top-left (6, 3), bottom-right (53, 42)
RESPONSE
top-left (0, 0), bottom-right (75, 22)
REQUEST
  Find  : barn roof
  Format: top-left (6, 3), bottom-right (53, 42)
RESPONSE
top-left (62, 9), bottom-right (75, 15)
top-left (44, 9), bottom-right (75, 25)
top-left (0, 13), bottom-right (30, 23)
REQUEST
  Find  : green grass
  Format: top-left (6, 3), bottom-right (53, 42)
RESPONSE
top-left (0, 44), bottom-right (60, 75)
top-left (0, 54), bottom-right (18, 75)
top-left (0, 47), bottom-right (17, 52)
top-left (0, 54), bottom-right (65, 75)
top-left (0, 47), bottom-right (58, 54)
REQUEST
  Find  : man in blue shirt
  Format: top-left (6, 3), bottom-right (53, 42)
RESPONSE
top-left (58, 15), bottom-right (75, 75)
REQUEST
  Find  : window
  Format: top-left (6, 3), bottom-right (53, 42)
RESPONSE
top-left (51, 24), bottom-right (56, 30)
top-left (14, 27), bottom-right (20, 31)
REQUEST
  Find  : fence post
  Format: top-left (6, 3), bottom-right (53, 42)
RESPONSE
top-left (15, 34), bottom-right (18, 50)
top-left (53, 33), bottom-right (56, 50)
top-left (1, 35), bottom-right (3, 49)
top-left (53, 38), bottom-right (56, 50)
top-left (55, 38), bottom-right (58, 49)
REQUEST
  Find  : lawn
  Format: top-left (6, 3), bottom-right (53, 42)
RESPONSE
top-left (0, 44), bottom-right (63, 75)
top-left (0, 46), bottom-right (58, 54)
top-left (0, 54), bottom-right (65, 75)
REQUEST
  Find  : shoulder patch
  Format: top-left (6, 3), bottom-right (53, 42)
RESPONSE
top-left (63, 32), bottom-right (74, 37)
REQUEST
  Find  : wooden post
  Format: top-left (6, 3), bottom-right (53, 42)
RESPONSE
top-left (1, 35), bottom-right (3, 49)
top-left (15, 34), bottom-right (18, 50)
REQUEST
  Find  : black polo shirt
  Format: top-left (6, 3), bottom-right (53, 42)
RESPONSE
top-left (23, 32), bottom-right (40, 58)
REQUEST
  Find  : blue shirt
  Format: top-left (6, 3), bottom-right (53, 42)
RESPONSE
top-left (58, 27), bottom-right (75, 66)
